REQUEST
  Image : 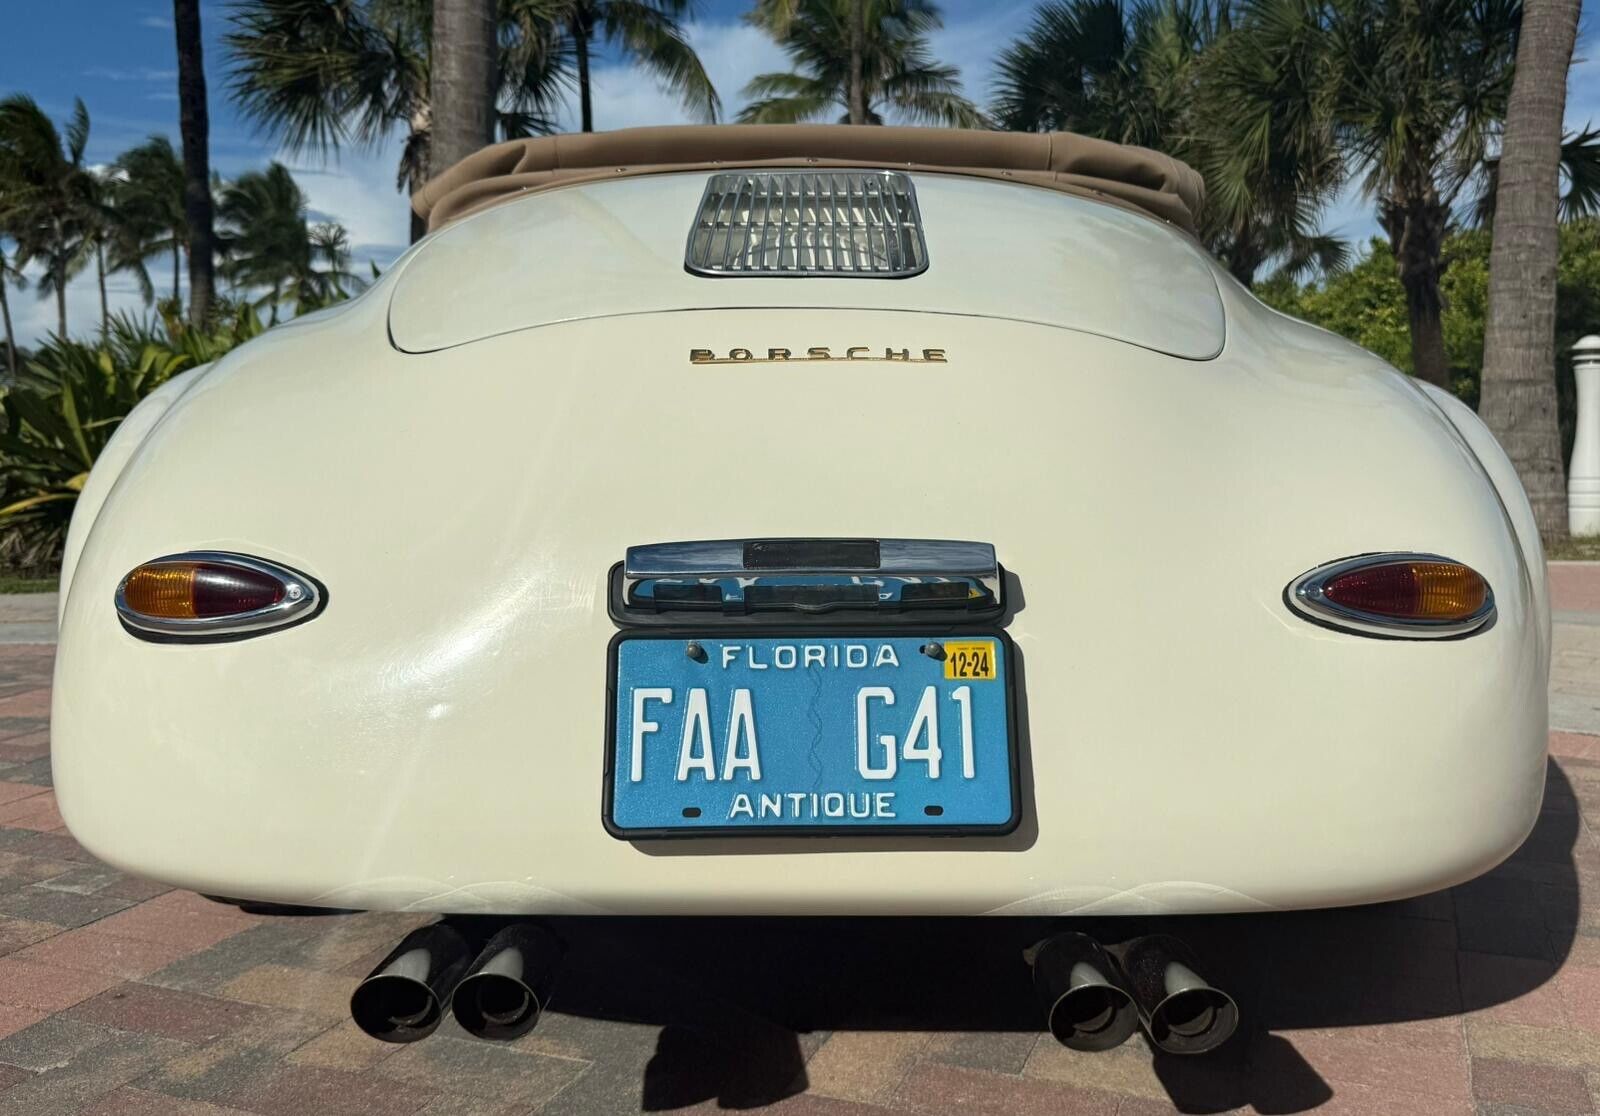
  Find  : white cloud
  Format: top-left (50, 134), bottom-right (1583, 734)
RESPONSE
top-left (6, 265), bottom-right (152, 352)
top-left (277, 136), bottom-right (414, 258)
top-left (84, 66), bottom-right (177, 83)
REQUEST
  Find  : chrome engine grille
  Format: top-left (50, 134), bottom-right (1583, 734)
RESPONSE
top-left (685, 170), bottom-right (928, 278)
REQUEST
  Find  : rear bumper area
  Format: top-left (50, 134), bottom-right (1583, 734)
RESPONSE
top-left (51, 590), bottom-right (1546, 917)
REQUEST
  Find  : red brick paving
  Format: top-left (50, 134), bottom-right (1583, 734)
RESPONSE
top-left (13, 926), bottom-right (197, 980)
top-left (0, 958), bottom-right (121, 1012)
top-left (63, 983), bottom-right (273, 1046)
top-left (0, 571), bottom-right (1598, 1115)
top-left (1552, 562), bottom-right (1600, 612)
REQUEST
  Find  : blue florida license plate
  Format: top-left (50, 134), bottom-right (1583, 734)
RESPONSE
top-left (604, 632), bottom-right (1018, 836)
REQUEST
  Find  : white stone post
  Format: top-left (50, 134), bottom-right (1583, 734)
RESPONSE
top-left (1572, 335), bottom-right (1600, 537)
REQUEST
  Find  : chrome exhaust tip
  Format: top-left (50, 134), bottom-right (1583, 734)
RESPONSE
top-left (1116, 934), bottom-right (1238, 1055)
top-left (350, 922), bottom-right (473, 1043)
top-left (1030, 932), bottom-right (1139, 1051)
top-left (452, 922), bottom-right (564, 1042)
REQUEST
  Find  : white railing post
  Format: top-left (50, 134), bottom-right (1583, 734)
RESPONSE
top-left (1572, 335), bottom-right (1600, 537)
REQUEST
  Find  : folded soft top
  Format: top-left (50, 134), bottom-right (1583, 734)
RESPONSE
top-left (412, 124), bottom-right (1205, 235)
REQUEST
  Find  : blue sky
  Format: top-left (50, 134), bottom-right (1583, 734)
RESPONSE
top-left (3, 0), bottom-right (1598, 346)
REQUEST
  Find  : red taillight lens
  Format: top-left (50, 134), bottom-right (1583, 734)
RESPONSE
top-left (1290, 554), bottom-right (1493, 636)
top-left (1320, 560), bottom-right (1488, 622)
top-left (116, 553), bottom-right (319, 639)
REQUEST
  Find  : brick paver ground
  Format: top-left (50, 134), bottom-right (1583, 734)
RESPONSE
top-left (1, 567), bottom-right (1598, 1114)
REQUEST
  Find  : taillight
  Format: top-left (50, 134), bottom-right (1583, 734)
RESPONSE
top-left (1287, 554), bottom-right (1493, 638)
top-left (115, 552), bottom-right (321, 640)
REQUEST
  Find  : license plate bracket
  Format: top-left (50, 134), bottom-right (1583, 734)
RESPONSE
top-left (603, 628), bottom-right (1021, 838)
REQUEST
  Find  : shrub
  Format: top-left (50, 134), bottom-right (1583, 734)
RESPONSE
top-left (0, 303), bottom-right (263, 574)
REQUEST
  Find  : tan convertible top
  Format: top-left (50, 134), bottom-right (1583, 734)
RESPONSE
top-left (412, 124), bottom-right (1205, 235)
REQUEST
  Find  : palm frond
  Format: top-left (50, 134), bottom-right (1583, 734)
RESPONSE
top-left (1559, 125), bottom-right (1600, 221)
top-left (597, 0), bottom-right (722, 123)
top-left (64, 99), bottom-right (91, 167)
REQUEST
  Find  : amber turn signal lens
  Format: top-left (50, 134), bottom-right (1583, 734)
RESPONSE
top-left (116, 553), bottom-right (319, 641)
top-left (120, 561), bottom-right (287, 620)
top-left (1319, 560), bottom-right (1488, 623)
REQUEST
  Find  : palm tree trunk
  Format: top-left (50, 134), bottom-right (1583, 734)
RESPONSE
top-left (0, 273), bottom-right (16, 378)
top-left (174, 0), bottom-right (217, 326)
top-left (1478, 0), bottom-right (1582, 542)
top-left (408, 106), bottom-right (431, 244)
top-left (847, 0), bottom-right (867, 125)
top-left (54, 259), bottom-right (68, 339)
top-left (1380, 197), bottom-right (1450, 390)
top-left (172, 244), bottom-right (181, 304)
top-left (96, 241), bottom-right (109, 340)
top-left (431, 0), bottom-right (498, 171)
top-left (1226, 230), bottom-right (1265, 288)
top-left (575, 15), bottom-right (594, 133)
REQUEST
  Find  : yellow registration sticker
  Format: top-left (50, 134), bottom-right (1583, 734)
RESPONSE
top-left (943, 640), bottom-right (997, 681)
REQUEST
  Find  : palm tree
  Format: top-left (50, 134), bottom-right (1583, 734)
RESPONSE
top-left (226, 0), bottom-right (574, 243)
top-left (1195, 0), bottom-right (1347, 285)
top-left (1478, 0), bottom-right (1584, 542)
top-left (752, 0), bottom-right (870, 123)
top-left (992, 0), bottom-right (1151, 138)
top-left (83, 168), bottom-right (117, 339)
top-left (216, 163), bottom-right (366, 322)
top-left (431, 0), bottom-right (499, 169)
top-left (0, 245), bottom-right (25, 378)
top-left (547, 0), bottom-right (721, 132)
top-left (0, 96), bottom-right (98, 339)
top-left (175, 0), bottom-right (218, 324)
top-left (106, 136), bottom-right (189, 306)
top-left (993, 1), bottom-right (1344, 286)
top-left (1316, 0), bottom-right (1520, 390)
top-left (740, 0), bottom-right (983, 127)
top-left (1473, 127), bottom-right (1600, 224)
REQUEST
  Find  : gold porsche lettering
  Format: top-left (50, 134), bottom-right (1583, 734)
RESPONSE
top-left (689, 347), bottom-right (949, 365)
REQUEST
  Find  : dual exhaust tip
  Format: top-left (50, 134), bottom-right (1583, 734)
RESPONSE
top-left (350, 921), bottom-right (563, 1044)
top-left (1032, 932), bottom-right (1238, 1055)
top-left (351, 921), bottom-right (1236, 1055)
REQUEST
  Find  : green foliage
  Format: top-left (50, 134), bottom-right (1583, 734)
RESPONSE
top-left (991, 1), bottom-right (1347, 285)
top-left (0, 576), bottom-right (56, 594)
top-left (1258, 218), bottom-right (1600, 459)
top-left (0, 305), bottom-right (264, 572)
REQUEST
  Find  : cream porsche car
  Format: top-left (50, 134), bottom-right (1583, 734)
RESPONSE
top-left (51, 125), bottom-right (1549, 1052)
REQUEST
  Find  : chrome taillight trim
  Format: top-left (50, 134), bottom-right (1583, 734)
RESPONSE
top-left (1285, 552), bottom-right (1495, 639)
top-left (115, 551), bottom-right (323, 640)
top-left (685, 170), bottom-right (929, 278)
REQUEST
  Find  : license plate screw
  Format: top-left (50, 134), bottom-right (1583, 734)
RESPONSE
top-left (921, 641), bottom-right (946, 661)
top-left (685, 641), bottom-right (708, 663)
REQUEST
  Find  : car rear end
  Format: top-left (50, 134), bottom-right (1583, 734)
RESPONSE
top-left (52, 144), bottom-right (1547, 924)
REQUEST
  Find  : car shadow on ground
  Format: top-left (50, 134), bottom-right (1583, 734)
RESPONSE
top-left (530, 758), bottom-right (1579, 1113)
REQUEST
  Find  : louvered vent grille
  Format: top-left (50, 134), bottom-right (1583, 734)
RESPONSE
top-left (685, 170), bottom-right (928, 278)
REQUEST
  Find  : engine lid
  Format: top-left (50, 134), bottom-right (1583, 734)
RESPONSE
top-left (386, 171), bottom-right (1226, 359)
